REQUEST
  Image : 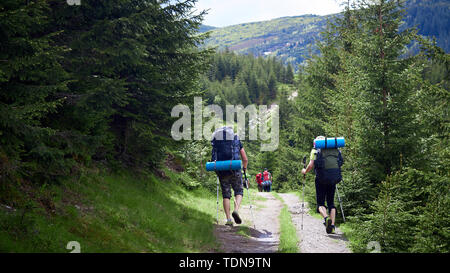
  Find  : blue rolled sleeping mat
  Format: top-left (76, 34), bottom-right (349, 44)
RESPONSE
top-left (314, 137), bottom-right (345, 149)
top-left (206, 160), bottom-right (242, 171)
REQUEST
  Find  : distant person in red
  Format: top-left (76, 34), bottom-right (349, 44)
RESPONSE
top-left (256, 173), bottom-right (263, 192)
top-left (262, 168), bottom-right (272, 192)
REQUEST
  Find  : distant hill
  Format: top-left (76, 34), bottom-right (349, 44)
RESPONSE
top-left (198, 24), bottom-right (217, 33)
top-left (200, 0), bottom-right (449, 67)
top-left (403, 0), bottom-right (449, 51)
top-left (201, 14), bottom-right (331, 66)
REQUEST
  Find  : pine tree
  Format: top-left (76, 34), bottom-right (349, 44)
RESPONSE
top-left (285, 63), bottom-right (295, 84)
top-left (347, 0), bottom-right (421, 183)
top-left (235, 75), bottom-right (251, 106)
top-left (267, 72), bottom-right (277, 100)
top-left (0, 0), bottom-right (69, 183)
top-left (50, 0), bottom-right (211, 169)
top-left (324, 0), bottom-right (449, 251)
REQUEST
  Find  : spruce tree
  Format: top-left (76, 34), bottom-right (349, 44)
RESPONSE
top-left (50, 0), bottom-right (211, 169)
top-left (0, 0), bottom-right (69, 183)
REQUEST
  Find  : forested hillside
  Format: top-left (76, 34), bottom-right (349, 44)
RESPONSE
top-left (202, 0), bottom-right (450, 253)
top-left (272, 1), bottom-right (450, 252)
top-left (0, 0), bottom-right (448, 254)
top-left (202, 0), bottom-right (450, 66)
top-left (202, 14), bottom-right (330, 66)
top-left (200, 51), bottom-right (295, 106)
top-left (197, 0), bottom-right (449, 252)
top-left (403, 0), bottom-right (449, 51)
top-left (0, 0), bottom-right (226, 253)
top-left (0, 0), bottom-right (210, 186)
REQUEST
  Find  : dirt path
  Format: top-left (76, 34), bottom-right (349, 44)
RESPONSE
top-left (278, 193), bottom-right (351, 253)
top-left (213, 192), bottom-right (283, 253)
top-left (213, 191), bottom-right (351, 253)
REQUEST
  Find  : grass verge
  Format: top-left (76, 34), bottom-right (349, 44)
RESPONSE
top-left (278, 206), bottom-right (299, 253)
top-left (271, 192), bottom-right (300, 253)
top-left (0, 169), bottom-right (219, 253)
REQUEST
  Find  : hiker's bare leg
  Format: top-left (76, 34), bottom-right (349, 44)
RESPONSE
top-left (223, 198), bottom-right (231, 219)
top-left (330, 208), bottom-right (336, 225)
top-left (318, 206), bottom-right (328, 218)
top-left (234, 194), bottom-right (243, 212)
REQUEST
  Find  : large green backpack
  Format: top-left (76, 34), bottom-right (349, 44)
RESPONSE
top-left (314, 148), bottom-right (343, 184)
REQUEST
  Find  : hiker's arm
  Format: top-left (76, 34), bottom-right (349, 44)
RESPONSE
top-left (301, 160), bottom-right (314, 175)
top-left (240, 148), bottom-right (248, 170)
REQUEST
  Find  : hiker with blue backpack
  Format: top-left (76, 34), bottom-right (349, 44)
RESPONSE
top-left (211, 126), bottom-right (248, 227)
top-left (301, 136), bottom-right (344, 234)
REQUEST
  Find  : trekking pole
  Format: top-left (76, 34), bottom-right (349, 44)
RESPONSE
top-left (216, 176), bottom-right (220, 224)
top-left (243, 169), bottom-right (256, 229)
top-left (301, 156), bottom-right (307, 230)
top-left (336, 184), bottom-right (346, 223)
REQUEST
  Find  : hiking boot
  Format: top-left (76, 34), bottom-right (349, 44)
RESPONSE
top-left (232, 210), bottom-right (242, 224)
top-left (330, 225), bottom-right (336, 234)
top-left (325, 218), bottom-right (333, 234)
top-left (225, 219), bottom-right (233, 226)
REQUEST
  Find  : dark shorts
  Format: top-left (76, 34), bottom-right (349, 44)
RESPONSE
top-left (218, 171), bottom-right (244, 199)
top-left (315, 178), bottom-right (336, 213)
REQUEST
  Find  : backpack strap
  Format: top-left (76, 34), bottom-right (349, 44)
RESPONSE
top-left (338, 149), bottom-right (344, 168)
top-left (315, 148), bottom-right (325, 170)
top-left (232, 134), bottom-right (240, 160)
top-left (211, 138), bottom-right (216, 161)
top-left (231, 134), bottom-right (235, 159)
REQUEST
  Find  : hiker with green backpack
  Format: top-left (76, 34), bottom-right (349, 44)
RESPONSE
top-left (211, 126), bottom-right (248, 227)
top-left (301, 136), bottom-right (344, 234)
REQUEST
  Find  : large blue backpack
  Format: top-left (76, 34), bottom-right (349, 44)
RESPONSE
top-left (314, 148), bottom-right (344, 185)
top-left (211, 127), bottom-right (241, 177)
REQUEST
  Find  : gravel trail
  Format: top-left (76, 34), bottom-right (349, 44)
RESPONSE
top-left (213, 191), bottom-right (351, 253)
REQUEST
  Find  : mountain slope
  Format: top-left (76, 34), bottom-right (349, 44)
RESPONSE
top-left (202, 14), bottom-right (331, 65)
top-left (403, 0), bottom-right (449, 50)
top-left (201, 0), bottom-right (449, 66)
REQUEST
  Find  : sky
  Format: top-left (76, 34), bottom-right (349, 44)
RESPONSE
top-left (194, 0), bottom-right (343, 28)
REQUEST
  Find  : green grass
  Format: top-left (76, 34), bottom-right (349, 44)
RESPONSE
top-left (0, 169), bottom-right (220, 253)
top-left (271, 192), bottom-right (300, 253)
top-left (235, 226), bottom-right (252, 238)
top-left (278, 206), bottom-right (299, 253)
top-left (338, 222), bottom-right (362, 253)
